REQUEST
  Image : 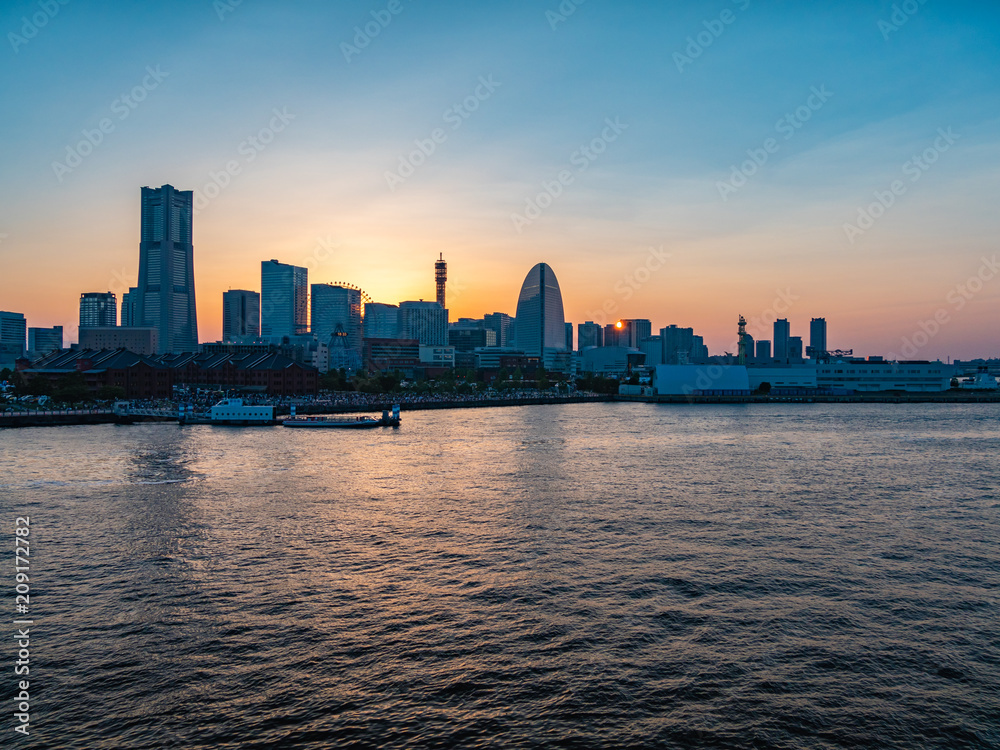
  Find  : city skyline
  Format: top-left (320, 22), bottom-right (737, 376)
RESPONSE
top-left (1, 2), bottom-right (999, 358)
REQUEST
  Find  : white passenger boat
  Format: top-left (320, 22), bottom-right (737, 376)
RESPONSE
top-left (282, 405), bottom-right (400, 428)
top-left (179, 398), bottom-right (276, 425)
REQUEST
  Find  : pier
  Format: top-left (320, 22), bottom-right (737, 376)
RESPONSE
top-left (3, 391), bottom-right (999, 428)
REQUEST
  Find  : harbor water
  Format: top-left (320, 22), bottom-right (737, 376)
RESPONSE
top-left (1, 402), bottom-right (998, 748)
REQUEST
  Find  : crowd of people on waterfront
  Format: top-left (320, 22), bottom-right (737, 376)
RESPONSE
top-left (165, 387), bottom-right (603, 413)
top-left (2, 380), bottom-right (608, 414)
top-left (40, 388), bottom-right (602, 416)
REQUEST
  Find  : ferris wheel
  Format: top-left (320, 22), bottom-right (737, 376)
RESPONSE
top-left (325, 282), bottom-right (372, 314)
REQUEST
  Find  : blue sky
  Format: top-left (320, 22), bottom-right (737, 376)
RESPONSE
top-left (1, 0), bottom-right (998, 357)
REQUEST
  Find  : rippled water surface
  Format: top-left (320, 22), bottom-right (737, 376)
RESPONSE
top-left (2, 402), bottom-right (999, 748)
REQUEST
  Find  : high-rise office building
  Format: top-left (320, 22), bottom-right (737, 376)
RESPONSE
top-left (773, 318), bottom-right (791, 362)
top-left (260, 260), bottom-right (308, 340)
top-left (435, 254), bottom-right (447, 309)
top-left (222, 290), bottom-right (261, 341)
top-left (79, 292), bottom-right (117, 328)
top-left (0, 311), bottom-right (27, 368)
top-left (134, 185), bottom-right (198, 353)
top-left (311, 284), bottom-right (362, 352)
top-left (620, 319), bottom-right (652, 348)
top-left (364, 303), bottom-right (399, 340)
top-left (28, 326), bottom-right (63, 356)
top-left (660, 324), bottom-right (695, 364)
top-left (449, 325), bottom-right (495, 352)
top-left (810, 317), bottom-right (827, 358)
top-left (513, 263), bottom-right (566, 357)
top-left (756, 340), bottom-right (772, 361)
top-left (639, 336), bottom-right (664, 366)
top-left (565, 322), bottom-right (574, 352)
top-left (691, 334), bottom-right (709, 363)
top-left (578, 321), bottom-right (603, 349)
top-left (120, 287), bottom-right (138, 327)
top-left (604, 322), bottom-right (624, 348)
top-left (789, 336), bottom-right (803, 361)
top-left (399, 301), bottom-right (448, 346)
top-left (483, 312), bottom-right (514, 348)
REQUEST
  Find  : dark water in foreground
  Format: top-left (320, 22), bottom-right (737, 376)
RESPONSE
top-left (1, 402), bottom-right (998, 749)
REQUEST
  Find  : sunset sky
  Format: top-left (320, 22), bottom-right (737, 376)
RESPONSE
top-left (1, 0), bottom-right (998, 359)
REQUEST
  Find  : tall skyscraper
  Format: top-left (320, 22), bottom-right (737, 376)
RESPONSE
top-left (364, 303), bottom-right (399, 339)
top-left (222, 290), bottom-right (261, 341)
top-left (435, 254), bottom-right (447, 309)
top-left (483, 312), bottom-right (514, 347)
top-left (399, 301), bottom-right (448, 346)
top-left (621, 319), bottom-right (652, 348)
top-left (756, 340), bottom-right (772, 361)
top-left (134, 185), bottom-right (198, 353)
top-left (810, 317), bottom-right (828, 358)
top-left (513, 263), bottom-right (566, 357)
top-left (260, 260), bottom-right (308, 340)
top-left (311, 284), bottom-right (362, 352)
top-left (79, 292), bottom-right (117, 328)
top-left (565, 322), bottom-right (574, 352)
top-left (28, 326), bottom-right (63, 356)
top-left (578, 321), bottom-right (603, 349)
top-left (604, 322), bottom-right (622, 347)
top-left (660, 324), bottom-right (695, 364)
top-left (773, 318), bottom-right (791, 363)
top-left (120, 287), bottom-right (138, 327)
top-left (0, 311), bottom-right (27, 368)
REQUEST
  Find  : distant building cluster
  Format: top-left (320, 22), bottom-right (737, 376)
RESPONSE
top-left (3, 183), bottom-right (996, 397)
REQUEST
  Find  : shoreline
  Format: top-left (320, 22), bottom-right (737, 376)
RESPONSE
top-left (2, 391), bottom-right (999, 428)
top-left (618, 392), bottom-right (1000, 405)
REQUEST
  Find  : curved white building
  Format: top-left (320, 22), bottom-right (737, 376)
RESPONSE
top-left (514, 263), bottom-right (566, 357)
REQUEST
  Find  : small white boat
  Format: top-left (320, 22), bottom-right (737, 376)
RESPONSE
top-left (282, 405), bottom-right (401, 429)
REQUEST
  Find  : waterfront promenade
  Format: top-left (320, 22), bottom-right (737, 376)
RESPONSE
top-left (3, 389), bottom-right (1000, 428)
top-left (0, 392), bottom-right (613, 428)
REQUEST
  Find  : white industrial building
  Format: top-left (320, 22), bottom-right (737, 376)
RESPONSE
top-left (653, 365), bottom-right (751, 395)
top-left (816, 360), bottom-right (954, 392)
top-left (746, 365), bottom-right (818, 390)
top-left (658, 359), bottom-right (954, 395)
top-left (745, 359), bottom-right (955, 393)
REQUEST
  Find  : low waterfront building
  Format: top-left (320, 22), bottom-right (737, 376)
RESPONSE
top-left (471, 347), bottom-right (527, 371)
top-left (364, 338), bottom-right (421, 373)
top-left (24, 347), bottom-right (319, 397)
top-left (581, 346), bottom-right (644, 377)
top-left (156, 351), bottom-right (318, 395)
top-left (21, 348), bottom-right (173, 398)
top-left (543, 349), bottom-right (574, 375)
top-left (419, 345), bottom-right (455, 369)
